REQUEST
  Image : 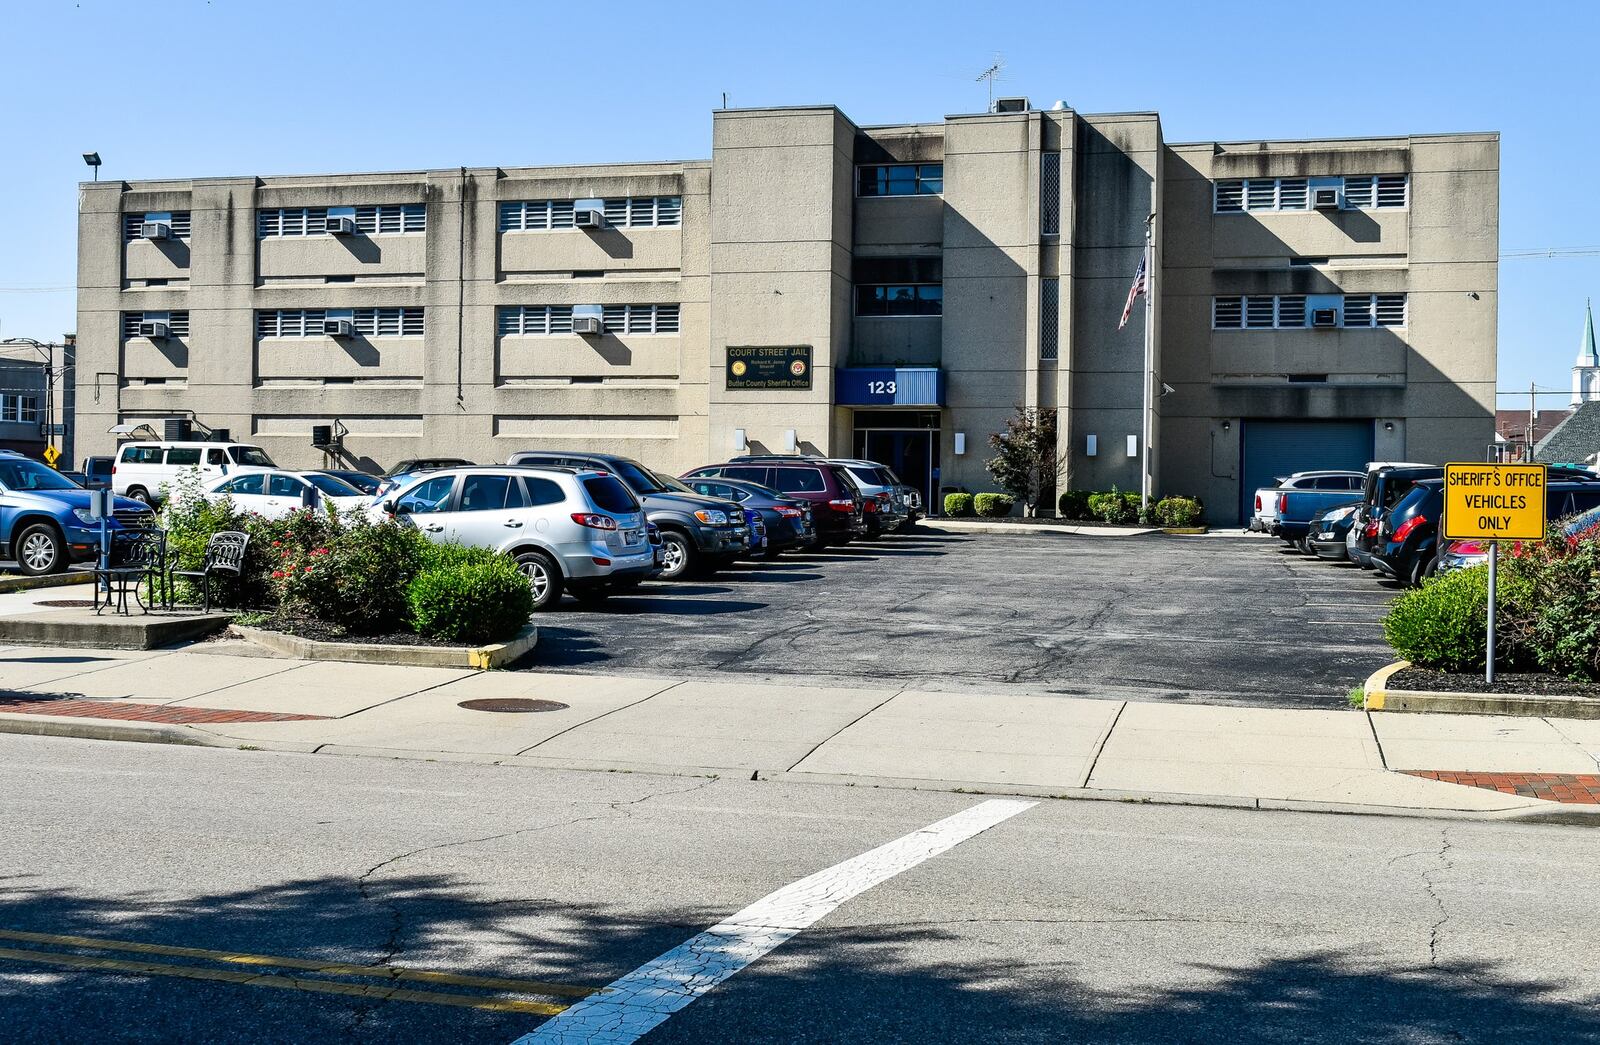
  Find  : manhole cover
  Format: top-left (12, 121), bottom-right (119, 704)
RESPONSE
top-left (36, 599), bottom-right (97, 608)
top-left (457, 698), bottom-right (570, 714)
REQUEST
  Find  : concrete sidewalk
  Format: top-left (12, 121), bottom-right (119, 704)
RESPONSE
top-left (2, 640), bottom-right (1597, 823)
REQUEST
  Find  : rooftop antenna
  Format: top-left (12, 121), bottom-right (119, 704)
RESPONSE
top-left (976, 56), bottom-right (1004, 112)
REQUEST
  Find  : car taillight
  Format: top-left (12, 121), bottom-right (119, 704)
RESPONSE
top-left (776, 507), bottom-right (805, 518)
top-left (1277, 493), bottom-right (1287, 513)
top-left (571, 513), bottom-right (618, 530)
top-left (1392, 515), bottom-right (1428, 542)
top-left (1450, 539), bottom-right (1485, 556)
top-left (864, 499), bottom-right (880, 513)
top-left (1254, 494), bottom-right (1261, 511)
top-left (1364, 521), bottom-right (1379, 538)
top-left (827, 498), bottom-right (856, 512)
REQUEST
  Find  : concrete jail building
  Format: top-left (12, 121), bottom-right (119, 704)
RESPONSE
top-left (75, 102), bottom-right (1498, 523)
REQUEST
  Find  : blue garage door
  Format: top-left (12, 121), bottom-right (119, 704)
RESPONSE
top-left (1239, 420), bottom-right (1374, 524)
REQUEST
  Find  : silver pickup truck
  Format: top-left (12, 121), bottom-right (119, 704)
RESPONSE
top-left (1250, 471), bottom-right (1365, 538)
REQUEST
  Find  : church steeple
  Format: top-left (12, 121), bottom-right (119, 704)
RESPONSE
top-left (1573, 299), bottom-right (1599, 406)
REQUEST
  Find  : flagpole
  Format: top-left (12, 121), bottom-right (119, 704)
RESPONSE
top-left (1141, 212), bottom-right (1156, 512)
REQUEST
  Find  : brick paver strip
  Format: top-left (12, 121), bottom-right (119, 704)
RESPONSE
top-left (0, 696), bottom-right (327, 724)
top-left (1404, 770), bottom-right (1600, 805)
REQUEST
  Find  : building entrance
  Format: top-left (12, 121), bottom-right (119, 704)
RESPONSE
top-left (852, 410), bottom-right (940, 514)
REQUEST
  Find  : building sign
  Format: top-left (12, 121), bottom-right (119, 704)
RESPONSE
top-left (836, 367), bottom-right (945, 407)
top-left (1442, 462), bottom-right (1546, 541)
top-left (726, 346), bottom-right (812, 390)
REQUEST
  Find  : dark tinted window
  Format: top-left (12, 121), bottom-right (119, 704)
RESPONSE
top-left (121, 446), bottom-right (161, 464)
top-left (513, 455), bottom-right (561, 468)
top-left (304, 473), bottom-right (360, 496)
top-left (853, 257), bottom-right (942, 284)
top-left (86, 458), bottom-right (113, 478)
top-left (610, 460), bottom-right (668, 495)
top-left (460, 474), bottom-right (514, 512)
top-left (165, 448), bottom-right (201, 466)
top-left (772, 467), bottom-right (825, 493)
top-left (0, 460), bottom-right (79, 491)
top-left (525, 477), bottom-right (566, 506)
top-left (1560, 489), bottom-right (1600, 516)
top-left (723, 466), bottom-right (770, 484)
top-left (207, 449), bottom-right (229, 465)
top-left (232, 446), bottom-right (275, 467)
top-left (268, 474), bottom-right (303, 497)
top-left (505, 476), bottom-right (529, 508)
top-left (583, 476), bottom-right (637, 513)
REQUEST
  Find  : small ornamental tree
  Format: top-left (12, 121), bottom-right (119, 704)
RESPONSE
top-left (985, 406), bottom-right (1065, 517)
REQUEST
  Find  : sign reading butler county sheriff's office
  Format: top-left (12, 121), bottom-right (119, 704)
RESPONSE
top-left (1442, 462), bottom-right (1547, 542)
top-left (725, 346), bottom-right (812, 391)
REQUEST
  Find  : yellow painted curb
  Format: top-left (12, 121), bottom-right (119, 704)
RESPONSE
top-left (1363, 660), bottom-right (1410, 711)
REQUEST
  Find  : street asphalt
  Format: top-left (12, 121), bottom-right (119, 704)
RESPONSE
top-left (2, 735), bottom-right (1597, 1044)
top-left (535, 530), bottom-right (1399, 709)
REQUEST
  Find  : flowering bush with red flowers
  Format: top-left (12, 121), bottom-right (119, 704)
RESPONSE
top-left (274, 517), bottom-right (431, 633)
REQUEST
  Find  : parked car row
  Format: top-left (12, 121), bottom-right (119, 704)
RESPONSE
top-left (4, 441), bottom-right (928, 611)
top-left (1253, 460), bottom-right (1600, 587)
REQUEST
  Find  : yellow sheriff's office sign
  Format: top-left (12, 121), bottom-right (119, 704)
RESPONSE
top-left (1442, 463), bottom-right (1546, 542)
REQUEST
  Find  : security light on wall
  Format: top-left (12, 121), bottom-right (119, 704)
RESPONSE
top-left (82, 151), bottom-right (101, 181)
top-left (954, 432), bottom-right (966, 455)
top-left (1126, 435), bottom-right (1139, 458)
top-left (783, 429), bottom-right (798, 452)
top-left (732, 428), bottom-right (748, 452)
top-left (1085, 434), bottom-right (1097, 457)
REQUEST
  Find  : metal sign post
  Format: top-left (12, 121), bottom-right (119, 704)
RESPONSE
top-left (1442, 461), bottom-right (1547, 685)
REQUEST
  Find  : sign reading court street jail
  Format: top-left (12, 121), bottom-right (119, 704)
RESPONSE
top-left (725, 346), bottom-right (812, 391)
top-left (1442, 463), bottom-right (1547, 541)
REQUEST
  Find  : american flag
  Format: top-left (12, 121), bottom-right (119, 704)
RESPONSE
top-left (1118, 251), bottom-right (1148, 330)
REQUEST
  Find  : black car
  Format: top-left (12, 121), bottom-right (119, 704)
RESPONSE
top-left (1351, 465), bottom-right (1442, 569)
top-left (681, 476), bottom-right (817, 556)
top-left (385, 457), bottom-right (474, 478)
top-left (314, 469), bottom-right (382, 496)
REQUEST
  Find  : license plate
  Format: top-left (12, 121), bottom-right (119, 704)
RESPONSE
top-left (624, 529), bottom-right (644, 545)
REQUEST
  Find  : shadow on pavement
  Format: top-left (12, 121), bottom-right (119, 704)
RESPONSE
top-left (0, 874), bottom-right (1595, 1044)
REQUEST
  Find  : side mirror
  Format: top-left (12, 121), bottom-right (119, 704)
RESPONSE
top-left (393, 502), bottom-right (413, 516)
top-left (381, 500), bottom-right (398, 515)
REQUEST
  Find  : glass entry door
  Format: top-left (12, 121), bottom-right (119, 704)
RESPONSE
top-left (854, 424), bottom-right (939, 514)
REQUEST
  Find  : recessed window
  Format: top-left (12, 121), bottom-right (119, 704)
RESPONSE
top-left (856, 164), bottom-right (943, 197)
top-left (0, 395), bottom-right (38, 423)
top-left (1214, 174), bottom-right (1408, 213)
top-left (855, 256), bottom-right (943, 316)
top-left (123, 212), bottom-right (191, 241)
top-left (600, 304), bottom-right (681, 334)
top-left (497, 305), bottom-right (575, 335)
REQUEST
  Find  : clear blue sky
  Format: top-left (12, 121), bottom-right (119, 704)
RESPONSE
top-left (3, 0), bottom-right (1595, 406)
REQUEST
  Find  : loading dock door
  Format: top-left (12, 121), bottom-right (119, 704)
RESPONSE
top-left (1239, 420), bottom-right (1374, 524)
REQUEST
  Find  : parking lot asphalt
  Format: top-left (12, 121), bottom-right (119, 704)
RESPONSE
top-left (534, 530), bottom-right (1400, 709)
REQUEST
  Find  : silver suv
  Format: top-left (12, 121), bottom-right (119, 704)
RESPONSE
top-left (826, 459), bottom-right (909, 535)
top-left (375, 467), bottom-right (656, 610)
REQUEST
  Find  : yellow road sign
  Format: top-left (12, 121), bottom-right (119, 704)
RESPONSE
top-left (1442, 462), bottom-right (1547, 541)
top-left (41, 445), bottom-right (60, 467)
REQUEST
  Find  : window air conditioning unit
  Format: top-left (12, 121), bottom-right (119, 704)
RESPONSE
top-left (138, 321), bottom-right (171, 339)
top-left (572, 316), bottom-right (603, 335)
top-left (140, 221), bottom-right (172, 240)
top-left (573, 208), bottom-right (605, 229)
top-left (325, 215), bottom-right (357, 235)
top-left (1312, 187), bottom-right (1342, 210)
top-left (324, 319), bottom-right (356, 338)
top-left (993, 96), bottom-right (1031, 113)
top-left (1311, 308), bottom-right (1339, 328)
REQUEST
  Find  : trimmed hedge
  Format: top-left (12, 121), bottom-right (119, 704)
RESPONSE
top-left (944, 492), bottom-right (975, 517)
top-left (1057, 490), bottom-right (1093, 520)
top-left (1383, 564), bottom-right (1531, 674)
top-left (1154, 496), bottom-right (1204, 527)
top-left (407, 553), bottom-right (534, 643)
top-left (1087, 490), bottom-right (1137, 525)
top-left (974, 493), bottom-right (1015, 518)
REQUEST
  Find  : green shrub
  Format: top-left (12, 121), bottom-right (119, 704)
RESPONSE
top-left (1154, 496), bottom-right (1204, 527)
top-left (1521, 532), bottom-right (1600, 679)
top-left (944, 492), bottom-right (975, 517)
top-left (974, 493), bottom-right (1015, 518)
top-left (1382, 565), bottom-right (1532, 673)
top-left (407, 556), bottom-right (533, 644)
top-left (277, 518), bottom-right (431, 634)
top-left (1087, 488), bottom-right (1137, 525)
top-left (1057, 490), bottom-right (1092, 520)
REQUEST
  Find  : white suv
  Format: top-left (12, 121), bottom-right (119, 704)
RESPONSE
top-left (114, 441), bottom-right (276, 505)
top-left (375, 466), bottom-right (657, 610)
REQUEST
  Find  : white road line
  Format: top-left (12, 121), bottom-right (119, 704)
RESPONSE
top-left (1307, 620), bottom-right (1384, 626)
top-left (512, 798), bottom-right (1036, 1045)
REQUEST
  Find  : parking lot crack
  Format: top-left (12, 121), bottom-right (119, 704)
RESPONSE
top-left (1421, 827), bottom-right (1454, 967)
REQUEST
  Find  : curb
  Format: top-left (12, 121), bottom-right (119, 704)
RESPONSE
top-left (3, 715), bottom-right (1584, 825)
top-left (0, 611), bottom-right (233, 651)
top-left (1366, 660), bottom-right (1600, 719)
top-left (0, 572), bottom-right (94, 594)
top-left (230, 623), bottom-right (538, 669)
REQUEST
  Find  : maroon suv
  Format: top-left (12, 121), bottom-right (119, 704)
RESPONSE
top-left (683, 459), bottom-right (866, 545)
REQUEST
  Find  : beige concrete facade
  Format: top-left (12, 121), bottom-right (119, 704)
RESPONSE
top-left (76, 105), bottom-right (1497, 521)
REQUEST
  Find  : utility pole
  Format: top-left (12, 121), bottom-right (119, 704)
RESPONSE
top-left (1527, 381), bottom-right (1535, 461)
top-left (1140, 212), bottom-right (1156, 511)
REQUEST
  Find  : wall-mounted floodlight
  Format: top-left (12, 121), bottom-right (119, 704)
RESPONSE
top-left (1085, 434), bottom-right (1097, 457)
top-left (82, 152), bottom-right (102, 181)
top-left (954, 432), bottom-right (967, 456)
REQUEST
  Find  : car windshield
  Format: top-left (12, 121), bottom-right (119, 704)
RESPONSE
top-left (650, 470), bottom-right (695, 494)
top-left (330, 472), bottom-right (379, 493)
top-left (0, 460), bottom-right (80, 491)
top-left (611, 460), bottom-right (668, 495)
top-left (583, 475), bottom-right (639, 513)
top-left (732, 480), bottom-right (783, 499)
top-left (231, 446), bottom-right (275, 467)
top-left (303, 473), bottom-right (362, 497)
